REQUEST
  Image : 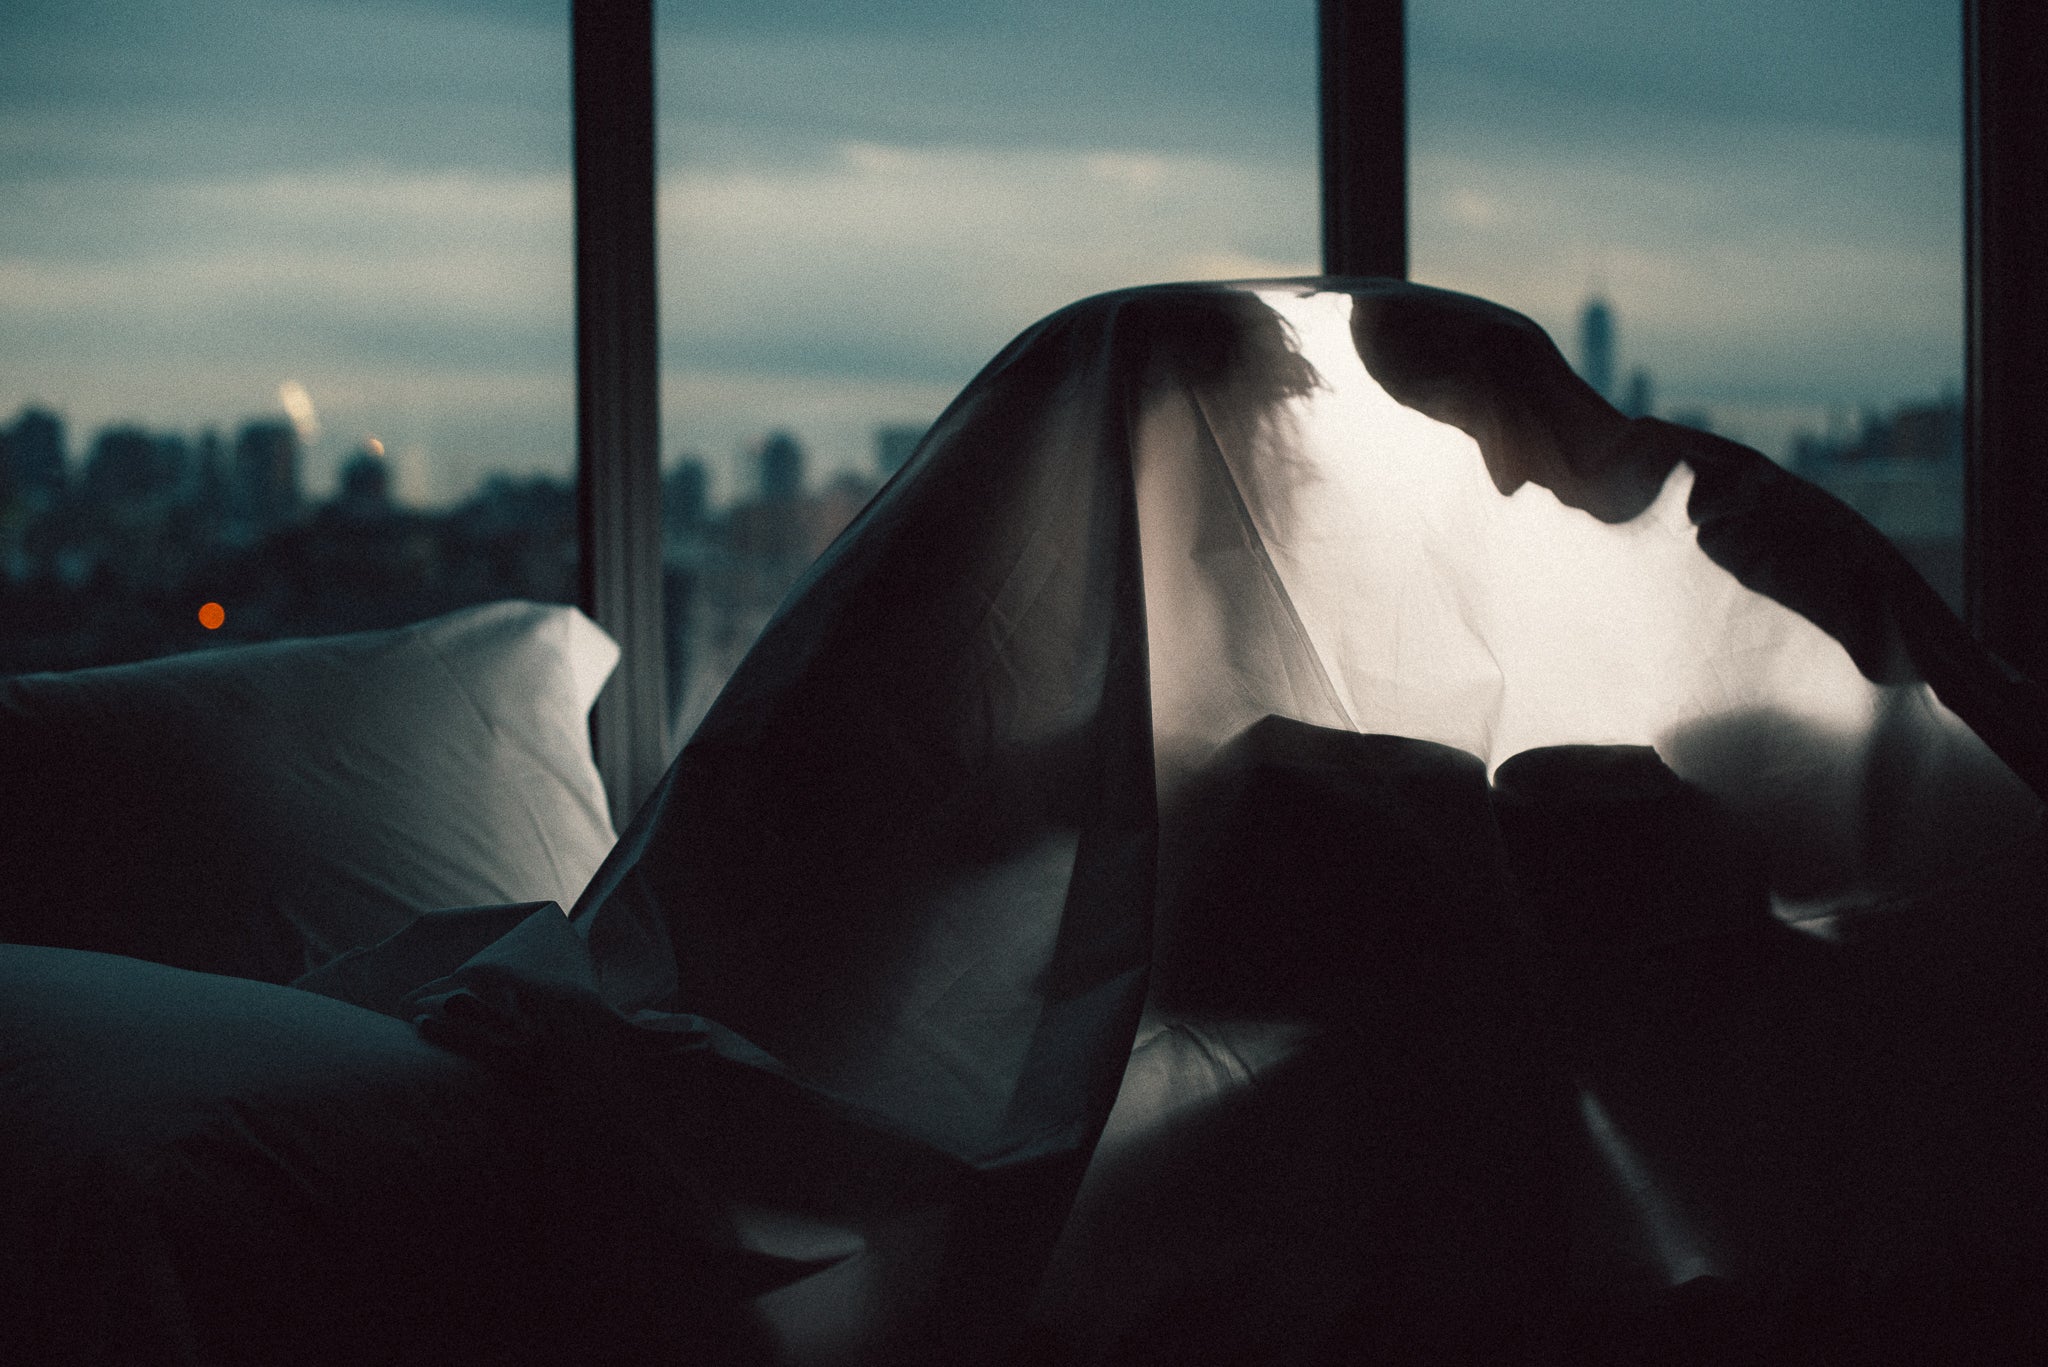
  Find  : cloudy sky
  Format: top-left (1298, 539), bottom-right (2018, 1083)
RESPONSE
top-left (0, 0), bottom-right (1960, 508)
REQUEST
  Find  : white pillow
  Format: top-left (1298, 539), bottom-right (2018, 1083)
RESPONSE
top-left (0, 601), bottom-right (618, 983)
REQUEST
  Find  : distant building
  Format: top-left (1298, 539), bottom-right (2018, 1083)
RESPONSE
top-left (189, 429), bottom-right (229, 512)
top-left (1578, 297), bottom-right (1616, 402)
top-left (1792, 396), bottom-right (1960, 469)
top-left (1620, 368), bottom-right (1655, 420)
top-left (664, 458), bottom-right (709, 531)
top-left (666, 443), bottom-right (881, 750)
top-left (808, 470), bottom-right (878, 561)
top-left (83, 426), bottom-right (181, 503)
top-left (232, 419), bottom-right (302, 529)
top-left (875, 424), bottom-right (923, 478)
top-left (3, 406), bottom-right (67, 499)
top-left (334, 446), bottom-right (395, 520)
top-left (727, 487), bottom-right (809, 592)
top-left (1867, 398), bottom-right (1960, 464)
top-left (0, 407), bottom-right (67, 585)
top-left (758, 431), bottom-right (804, 503)
top-left (157, 434), bottom-right (192, 495)
top-left (1789, 393), bottom-right (1962, 611)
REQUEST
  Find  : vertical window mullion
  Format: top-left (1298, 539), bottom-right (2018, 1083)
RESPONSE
top-left (1319, 0), bottom-right (1407, 278)
top-left (1964, 0), bottom-right (2048, 680)
top-left (573, 0), bottom-right (668, 825)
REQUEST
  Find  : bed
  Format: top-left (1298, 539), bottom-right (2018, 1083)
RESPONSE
top-left (0, 601), bottom-right (636, 1363)
top-left (5, 279), bottom-right (2045, 1365)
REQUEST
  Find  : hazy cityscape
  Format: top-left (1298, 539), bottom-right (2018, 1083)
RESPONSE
top-left (3, 0), bottom-right (1968, 709)
top-left (1568, 294), bottom-right (1964, 611)
top-left (0, 290), bottom-right (1965, 741)
top-left (0, 397), bottom-right (924, 750)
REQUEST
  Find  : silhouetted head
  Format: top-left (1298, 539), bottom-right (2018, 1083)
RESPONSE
top-left (1349, 283), bottom-right (1672, 523)
top-left (1118, 286), bottom-right (1324, 412)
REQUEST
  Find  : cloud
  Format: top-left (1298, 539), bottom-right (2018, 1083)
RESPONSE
top-left (0, 157), bottom-right (577, 499)
top-left (1411, 117), bottom-right (1961, 406)
top-left (653, 136), bottom-right (1318, 499)
top-left (659, 139), bottom-right (1317, 381)
top-left (655, 3), bottom-right (1315, 165)
top-left (0, 0), bottom-right (568, 180)
top-left (1410, 0), bottom-right (1959, 144)
top-left (0, 167), bottom-right (571, 354)
top-left (1404, 0), bottom-right (1966, 434)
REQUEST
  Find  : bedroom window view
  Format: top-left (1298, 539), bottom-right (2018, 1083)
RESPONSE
top-left (0, 1), bottom-right (576, 676)
top-left (1409, 0), bottom-right (1966, 610)
top-left (11, 3), bottom-right (2048, 1363)
top-left (651, 0), bottom-right (1320, 749)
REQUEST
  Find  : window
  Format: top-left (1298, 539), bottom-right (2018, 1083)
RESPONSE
top-left (1408, 0), bottom-right (1966, 610)
top-left (651, 0), bottom-right (1320, 747)
top-left (9, 1), bottom-right (2042, 802)
top-left (0, 0), bottom-right (576, 673)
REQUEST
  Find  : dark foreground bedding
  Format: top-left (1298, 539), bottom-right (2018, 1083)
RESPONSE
top-left (0, 944), bottom-right (556, 1367)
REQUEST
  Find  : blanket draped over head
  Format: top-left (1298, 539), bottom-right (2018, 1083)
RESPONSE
top-left (310, 279), bottom-right (2048, 1364)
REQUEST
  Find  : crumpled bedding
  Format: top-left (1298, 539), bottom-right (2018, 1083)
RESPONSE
top-left (8, 278), bottom-right (2045, 1365)
top-left (410, 278), bottom-right (2045, 1363)
top-left (0, 942), bottom-right (554, 1367)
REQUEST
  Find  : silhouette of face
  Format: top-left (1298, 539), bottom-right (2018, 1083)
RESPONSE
top-left (1347, 283), bottom-right (1670, 524)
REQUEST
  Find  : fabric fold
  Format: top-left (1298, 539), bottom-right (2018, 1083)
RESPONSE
top-left (297, 277), bottom-right (2044, 1364)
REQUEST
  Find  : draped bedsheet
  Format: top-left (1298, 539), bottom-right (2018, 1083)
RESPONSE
top-left (419, 278), bottom-right (2044, 1363)
top-left (8, 278), bottom-right (2045, 1364)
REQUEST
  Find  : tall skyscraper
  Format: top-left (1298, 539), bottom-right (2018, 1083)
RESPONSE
top-left (232, 419), bottom-right (302, 529)
top-left (1578, 296), bottom-right (1616, 402)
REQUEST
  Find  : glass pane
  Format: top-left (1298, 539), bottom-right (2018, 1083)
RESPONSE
top-left (1410, 0), bottom-right (1963, 610)
top-left (0, 0), bottom-right (575, 673)
top-left (656, 0), bottom-right (1319, 747)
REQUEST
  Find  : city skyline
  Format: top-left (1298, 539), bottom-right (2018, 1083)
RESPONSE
top-left (0, 400), bottom-right (923, 516)
top-left (0, 396), bottom-right (898, 734)
top-left (2, 0), bottom-right (1965, 506)
top-left (7, 272), bottom-right (1966, 523)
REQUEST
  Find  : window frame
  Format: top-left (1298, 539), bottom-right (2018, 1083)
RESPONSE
top-left (573, 0), bottom-right (668, 824)
top-left (1964, 0), bottom-right (2048, 682)
top-left (573, 0), bottom-right (2044, 810)
top-left (1320, 0), bottom-right (1408, 278)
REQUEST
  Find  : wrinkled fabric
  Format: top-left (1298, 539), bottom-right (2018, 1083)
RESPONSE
top-left (0, 944), bottom-right (555, 1367)
top-left (0, 601), bottom-right (619, 983)
top-left (323, 279), bottom-right (2044, 1363)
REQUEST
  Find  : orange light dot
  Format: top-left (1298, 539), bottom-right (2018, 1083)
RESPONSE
top-left (198, 602), bottom-right (226, 630)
